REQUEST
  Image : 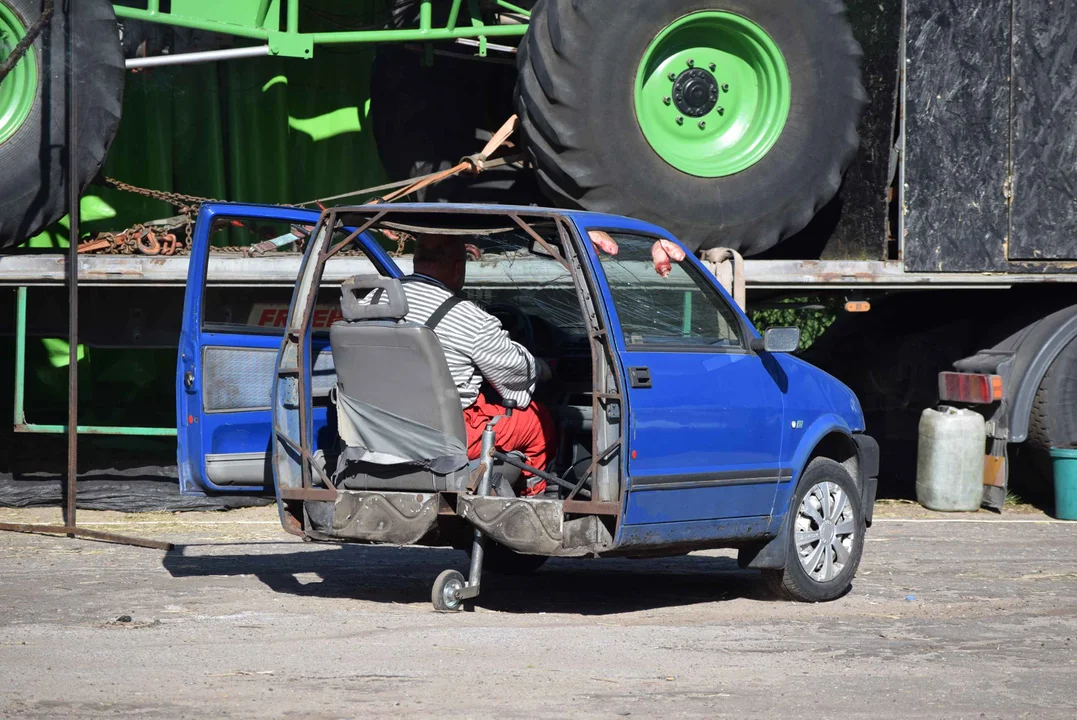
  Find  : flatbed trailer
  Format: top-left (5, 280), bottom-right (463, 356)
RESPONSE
top-left (3, 0), bottom-right (1077, 515)
top-left (4, 255), bottom-right (1077, 290)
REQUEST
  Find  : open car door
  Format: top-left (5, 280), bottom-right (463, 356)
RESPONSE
top-left (176, 203), bottom-right (401, 495)
top-left (571, 216), bottom-right (787, 536)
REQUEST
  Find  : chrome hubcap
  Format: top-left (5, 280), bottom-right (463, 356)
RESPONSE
top-left (441, 578), bottom-right (462, 609)
top-left (795, 481), bottom-right (856, 582)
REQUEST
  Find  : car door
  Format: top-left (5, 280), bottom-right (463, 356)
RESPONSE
top-left (176, 203), bottom-right (401, 495)
top-left (574, 221), bottom-right (787, 524)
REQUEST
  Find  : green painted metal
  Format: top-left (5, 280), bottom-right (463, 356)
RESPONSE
top-left (113, 1), bottom-right (528, 59)
top-left (634, 11), bottom-right (791, 178)
top-left (494, 0), bottom-right (531, 17)
top-left (12, 288), bottom-right (176, 436)
top-left (0, 1), bottom-right (38, 145)
top-left (446, 0), bottom-right (463, 31)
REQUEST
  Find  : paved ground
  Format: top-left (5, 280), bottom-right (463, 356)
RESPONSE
top-left (0, 503), bottom-right (1074, 719)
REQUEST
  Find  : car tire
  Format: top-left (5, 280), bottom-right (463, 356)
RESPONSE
top-left (516, 0), bottom-right (865, 255)
top-left (762, 457), bottom-right (866, 602)
top-left (0, 0), bottom-right (124, 248)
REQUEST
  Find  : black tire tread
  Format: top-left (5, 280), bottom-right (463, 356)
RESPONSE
top-left (517, 0), bottom-right (865, 254)
top-left (0, 0), bottom-right (124, 248)
top-left (764, 456), bottom-right (865, 603)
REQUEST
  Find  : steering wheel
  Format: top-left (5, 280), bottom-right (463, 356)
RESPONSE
top-left (486, 303), bottom-right (536, 350)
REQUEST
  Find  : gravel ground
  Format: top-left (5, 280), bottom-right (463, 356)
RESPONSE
top-left (0, 503), bottom-right (1074, 719)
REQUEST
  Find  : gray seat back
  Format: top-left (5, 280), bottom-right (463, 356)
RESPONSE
top-left (330, 276), bottom-right (468, 492)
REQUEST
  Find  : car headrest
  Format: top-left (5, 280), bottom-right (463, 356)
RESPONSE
top-left (340, 275), bottom-right (410, 322)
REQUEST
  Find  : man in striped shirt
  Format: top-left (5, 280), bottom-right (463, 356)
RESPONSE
top-left (388, 234), bottom-right (556, 496)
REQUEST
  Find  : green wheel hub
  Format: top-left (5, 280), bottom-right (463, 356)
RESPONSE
top-left (634, 11), bottom-right (791, 178)
top-left (0, 2), bottom-right (37, 145)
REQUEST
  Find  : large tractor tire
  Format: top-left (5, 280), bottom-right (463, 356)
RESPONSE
top-left (371, 46), bottom-right (538, 205)
top-left (0, 0), bottom-right (124, 249)
top-left (517, 0), bottom-right (865, 255)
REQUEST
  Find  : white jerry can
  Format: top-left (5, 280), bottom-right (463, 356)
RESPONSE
top-left (916, 406), bottom-right (985, 512)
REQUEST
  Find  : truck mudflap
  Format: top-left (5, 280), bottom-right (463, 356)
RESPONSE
top-left (457, 495), bottom-right (612, 557)
top-left (305, 491), bottom-right (439, 545)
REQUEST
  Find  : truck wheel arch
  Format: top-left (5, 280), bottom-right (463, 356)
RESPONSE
top-left (1002, 305), bottom-right (1077, 444)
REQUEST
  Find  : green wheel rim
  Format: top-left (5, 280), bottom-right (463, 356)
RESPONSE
top-left (634, 11), bottom-right (791, 178)
top-left (0, 2), bottom-right (38, 145)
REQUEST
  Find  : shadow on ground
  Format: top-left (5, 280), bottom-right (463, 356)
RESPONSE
top-left (161, 542), bottom-right (774, 614)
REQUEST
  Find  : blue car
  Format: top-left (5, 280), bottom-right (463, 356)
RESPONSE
top-left (178, 203), bottom-right (878, 610)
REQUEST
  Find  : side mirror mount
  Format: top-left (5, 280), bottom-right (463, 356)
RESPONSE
top-left (751, 327), bottom-right (800, 354)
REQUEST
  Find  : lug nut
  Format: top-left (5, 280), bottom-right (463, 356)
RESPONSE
top-left (709, 63), bottom-right (717, 72)
top-left (716, 107), bottom-right (725, 116)
top-left (698, 121), bottom-right (706, 129)
top-left (722, 83), bottom-right (729, 92)
top-left (663, 96), bottom-right (671, 105)
top-left (676, 116), bottom-right (684, 125)
top-left (687, 58), bottom-right (695, 67)
top-left (668, 72), bottom-right (677, 81)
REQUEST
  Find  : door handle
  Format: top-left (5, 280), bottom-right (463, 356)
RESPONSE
top-left (628, 366), bottom-right (652, 389)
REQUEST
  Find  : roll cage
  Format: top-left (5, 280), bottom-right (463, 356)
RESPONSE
top-left (271, 205), bottom-right (625, 537)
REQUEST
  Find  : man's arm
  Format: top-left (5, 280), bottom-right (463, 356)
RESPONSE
top-left (467, 309), bottom-right (542, 409)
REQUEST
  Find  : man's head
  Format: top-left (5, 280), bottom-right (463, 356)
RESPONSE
top-left (413, 233), bottom-right (467, 293)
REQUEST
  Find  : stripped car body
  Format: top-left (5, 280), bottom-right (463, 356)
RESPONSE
top-left (177, 201), bottom-right (877, 605)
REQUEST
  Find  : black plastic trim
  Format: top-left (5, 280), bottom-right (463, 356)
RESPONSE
top-left (631, 468), bottom-right (793, 491)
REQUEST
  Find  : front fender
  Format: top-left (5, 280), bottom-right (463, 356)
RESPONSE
top-left (741, 416), bottom-right (861, 571)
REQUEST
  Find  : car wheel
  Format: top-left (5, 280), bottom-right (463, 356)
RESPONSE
top-left (763, 457), bottom-right (865, 602)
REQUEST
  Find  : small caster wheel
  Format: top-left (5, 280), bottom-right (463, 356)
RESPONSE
top-left (432, 569), bottom-right (466, 612)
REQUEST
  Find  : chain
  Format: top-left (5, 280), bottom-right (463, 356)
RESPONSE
top-left (101, 176), bottom-right (226, 250)
top-left (85, 114), bottom-right (522, 257)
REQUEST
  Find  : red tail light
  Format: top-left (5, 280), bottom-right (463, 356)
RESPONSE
top-left (938, 372), bottom-right (1004, 404)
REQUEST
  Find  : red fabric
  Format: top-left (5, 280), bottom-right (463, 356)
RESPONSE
top-left (463, 395), bottom-right (556, 496)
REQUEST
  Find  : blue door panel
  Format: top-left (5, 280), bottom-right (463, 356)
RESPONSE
top-left (178, 202), bottom-right (401, 495)
top-left (625, 485), bottom-right (781, 525)
top-left (569, 216), bottom-right (787, 526)
top-left (624, 350), bottom-right (784, 479)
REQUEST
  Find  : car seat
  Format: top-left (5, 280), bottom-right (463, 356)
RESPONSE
top-left (329, 275), bottom-right (470, 492)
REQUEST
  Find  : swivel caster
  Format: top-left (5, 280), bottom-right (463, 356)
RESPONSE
top-left (432, 569), bottom-right (467, 612)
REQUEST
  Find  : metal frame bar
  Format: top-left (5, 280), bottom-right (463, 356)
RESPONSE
top-left (4, 254), bottom-right (1076, 288)
top-left (112, 2), bottom-right (529, 59)
top-left (11, 288), bottom-right (177, 437)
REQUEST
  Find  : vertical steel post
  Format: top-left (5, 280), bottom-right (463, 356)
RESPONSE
top-left (13, 287), bottom-right (26, 427)
top-left (65, 1), bottom-right (78, 532)
top-left (419, 1), bottom-right (433, 32)
top-left (0, 5), bottom-right (173, 552)
top-left (286, 0), bottom-right (299, 34)
top-left (446, 0), bottom-right (463, 31)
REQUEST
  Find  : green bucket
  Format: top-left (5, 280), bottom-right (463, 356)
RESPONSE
top-left (1049, 448), bottom-right (1077, 521)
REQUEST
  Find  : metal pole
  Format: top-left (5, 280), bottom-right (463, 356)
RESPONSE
top-left (13, 287), bottom-right (26, 427)
top-left (65, 0), bottom-right (78, 533)
top-left (0, 3), bottom-right (173, 553)
top-left (125, 45), bottom-right (270, 70)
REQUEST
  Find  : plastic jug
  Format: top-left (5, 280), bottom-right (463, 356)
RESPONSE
top-left (916, 406), bottom-right (984, 511)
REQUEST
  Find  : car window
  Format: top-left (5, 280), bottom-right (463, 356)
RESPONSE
top-left (200, 217), bottom-right (387, 336)
top-left (594, 232), bottom-right (745, 350)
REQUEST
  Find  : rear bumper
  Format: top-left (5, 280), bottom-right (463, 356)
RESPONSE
top-left (853, 434), bottom-right (879, 526)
